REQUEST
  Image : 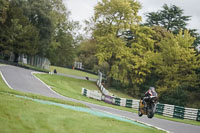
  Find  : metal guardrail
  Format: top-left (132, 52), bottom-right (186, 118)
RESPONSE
top-left (82, 71), bottom-right (200, 121)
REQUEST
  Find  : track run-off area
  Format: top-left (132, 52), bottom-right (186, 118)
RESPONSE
top-left (0, 65), bottom-right (200, 133)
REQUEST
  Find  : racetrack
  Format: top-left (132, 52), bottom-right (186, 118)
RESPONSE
top-left (0, 65), bottom-right (199, 133)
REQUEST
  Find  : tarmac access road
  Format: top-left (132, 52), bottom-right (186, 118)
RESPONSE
top-left (0, 65), bottom-right (200, 133)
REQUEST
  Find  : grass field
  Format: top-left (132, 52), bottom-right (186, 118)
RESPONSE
top-left (50, 66), bottom-right (98, 79)
top-left (0, 93), bottom-right (165, 133)
top-left (35, 73), bottom-right (200, 126)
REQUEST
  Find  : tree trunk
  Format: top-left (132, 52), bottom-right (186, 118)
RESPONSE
top-left (14, 52), bottom-right (19, 63)
top-left (106, 58), bottom-right (114, 87)
top-left (107, 76), bottom-right (113, 87)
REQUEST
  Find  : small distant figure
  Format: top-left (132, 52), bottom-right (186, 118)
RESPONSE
top-left (54, 69), bottom-right (57, 74)
top-left (85, 76), bottom-right (89, 80)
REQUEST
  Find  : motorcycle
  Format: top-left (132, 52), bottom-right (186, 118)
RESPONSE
top-left (138, 96), bottom-right (158, 118)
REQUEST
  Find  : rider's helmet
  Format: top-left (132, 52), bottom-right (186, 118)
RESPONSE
top-left (149, 87), bottom-right (155, 92)
top-left (149, 87), bottom-right (157, 97)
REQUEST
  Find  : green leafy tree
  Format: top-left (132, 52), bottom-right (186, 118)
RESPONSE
top-left (92, 0), bottom-right (141, 86)
top-left (49, 29), bottom-right (75, 67)
top-left (145, 4), bottom-right (190, 34)
top-left (25, 0), bottom-right (80, 66)
top-left (151, 30), bottom-right (200, 105)
top-left (0, 0), bottom-right (79, 66)
top-left (0, 2), bottom-right (39, 62)
top-left (90, 0), bottom-right (156, 95)
top-left (0, 0), bottom-right (9, 24)
top-left (145, 4), bottom-right (200, 46)
top-left (76, 40), bottom-right (98, 70)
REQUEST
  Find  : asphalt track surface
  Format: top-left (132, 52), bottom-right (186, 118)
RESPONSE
top-left (0, 65), bottom-right (200, 133)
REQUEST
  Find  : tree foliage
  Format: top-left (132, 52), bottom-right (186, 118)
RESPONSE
top-left (0, 0), bottom-right (9, 24)
top-left (86, 1), bottom-right (200, 106)
top-left (76, 40), bottom-right (98, 70)
top-left (91, 0), bottom-right (157, 94)
top-left (145, 4), bottom-right (200, 47)
top-left (145, 4), bottom-right (190, 34)
top-left (93, 0), bottom-right (141, 85)
top-left (0, 0), bottom-right (80, 66)
top-left (150, 30), bottom-right (200, 105)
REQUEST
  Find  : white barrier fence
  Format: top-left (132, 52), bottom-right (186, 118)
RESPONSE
top-left (82, 72), bottom-right (200, 121)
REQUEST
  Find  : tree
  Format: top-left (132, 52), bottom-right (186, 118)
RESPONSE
top-left (0, 0), bottom-right (80, 66)
top-left (145, 4), bottom-right (200, 46)
top-left (23, 0), bottom-right (60, 57)
top-left (0, 1), bottom-right (39, 62)
top-left (145, 4), bottom-right (190, 34)
top-left (151, 30), bottom-right (200, 105)
top-left (90, 0), bottom-right (156, 96)
top-left (0, 0), bottom-right (9, 24)
top-left (25, 0), bottom-right (81, 65)
top-left (92, 0), bottom-right (141, 86)
top-left (76, 39), bottom-right (98, 70)
top-left (49, 29), bottom-right (75, 67)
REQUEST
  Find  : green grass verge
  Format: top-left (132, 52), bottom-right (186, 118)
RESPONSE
top-left (0, 93), bottom-right (164, 133)
top-left (155, 114), bottom-right (200, 126)
top-left (50, 66), bottom-right (131, 99)
top-left (107, 87), bottom-right (134, 99)
top-left (35, 74), bottom-right (137, 113)
top-left (35, 74), bottom-right (200, 126)
top-left (50, 66), bottom-right (98, 79)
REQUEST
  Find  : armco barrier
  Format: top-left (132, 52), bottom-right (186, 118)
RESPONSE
top-left (82, 88), bottom-right (87, 97)
top-left (156, 103), bottom-right (164, 115)
top-left (81, 88), bottom-right (102, 101)
top-left (173, 106), bottom-right (185, 119)
top-left (126, 99), bottom-right (133, 108)
top-left (132, 100), bottom-right (139, 109)
top-left (184, 108), bottom-right (198, 120)
top-left (163, 104), bottom-right (174, 117)
top-left (197, 109), bottom-right (200, 121)
top-left (89, 90), bottom-right (102, 101)
top-left (82, 87), bottom-right (200, 121)
top-left (120, 98), bottom-right (126, 107)
top-left (104, 95), bottom-right (114, 104)
top-left (82, 71), bottom-right (200, 121)
top-left (114, 97), bottom-right (121, 106)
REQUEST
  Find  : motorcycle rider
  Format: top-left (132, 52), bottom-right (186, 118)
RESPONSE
top-left (142, 87), bottom-right (158, 107)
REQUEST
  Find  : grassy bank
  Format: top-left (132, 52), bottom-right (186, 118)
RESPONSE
top-left (0, 93), bottom-right (165, 133)
top-left (35, 74), bottom-right (137, 113)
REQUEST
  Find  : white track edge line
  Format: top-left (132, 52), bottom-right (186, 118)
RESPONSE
top-left (0, 71), bottom-right (14, 89)
top-left (31, 72), bottom-right (66, 98)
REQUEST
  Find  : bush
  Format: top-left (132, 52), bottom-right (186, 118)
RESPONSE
top-left (159, 87), bottom-right (188, 107)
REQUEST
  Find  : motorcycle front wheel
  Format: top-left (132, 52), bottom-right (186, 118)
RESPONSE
top-left (147, 103), bottom-right (155, 118)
